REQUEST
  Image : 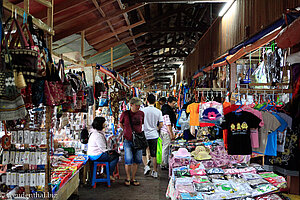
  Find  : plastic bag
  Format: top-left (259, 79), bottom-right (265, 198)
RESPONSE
top-left (156, 137), bottom-right (162, 164)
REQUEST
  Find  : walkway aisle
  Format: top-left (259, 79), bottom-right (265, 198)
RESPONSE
top-left (78, 160), bottom-right (169, 200)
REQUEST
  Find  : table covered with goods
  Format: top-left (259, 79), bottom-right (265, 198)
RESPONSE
top-left (50, 155), bottom-right (88, 199)
top-left (166, 140), bottom-right (288, 200)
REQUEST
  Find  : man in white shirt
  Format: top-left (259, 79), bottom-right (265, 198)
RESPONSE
top-left (142, 94), bottom-right (163, 178)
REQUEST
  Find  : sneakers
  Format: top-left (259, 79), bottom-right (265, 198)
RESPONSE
top-left (151, 170), bottom-right (158, 178)
top-left (144, 165), bottom-right (151, 175)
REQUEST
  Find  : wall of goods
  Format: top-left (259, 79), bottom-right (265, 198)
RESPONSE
top-left (168, 4), bottom-right (300, 198)
top-left (181, 0), bottom-right (300, 81)
top-left (0, 2), bottom-right (135, 198)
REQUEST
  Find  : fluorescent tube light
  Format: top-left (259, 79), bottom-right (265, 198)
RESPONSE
top-left (219, 0), bottom-right (235, 17)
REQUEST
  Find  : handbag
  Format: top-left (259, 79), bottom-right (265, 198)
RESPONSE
top-left (127, 110), bottom-right (148, 150)
top-left (14, 70), bottom-right (26, 89)
top-left (0, 14), bottom-right (26, 121)
top-left (4, 18), bottom-right (38, 83)
top-left (44, 56), bottom-right (66, 106)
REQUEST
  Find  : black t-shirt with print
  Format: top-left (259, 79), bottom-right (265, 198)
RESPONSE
top-left (222, 111), bottom-right (261, 155)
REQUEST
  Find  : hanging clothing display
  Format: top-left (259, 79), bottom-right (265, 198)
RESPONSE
top-left (186, 103), bottom-right (200, 126)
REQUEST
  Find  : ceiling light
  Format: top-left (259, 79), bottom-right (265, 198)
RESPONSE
top-left (219, 0), bottom-right (235, 17)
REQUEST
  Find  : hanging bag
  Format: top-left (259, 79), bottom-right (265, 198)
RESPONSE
top-left (0, 12), bottom-right (26, 120)
top-left (4, 18), bottom-right (38, 83)
top-left (127, 111), bottom-right (148, 150)
top-left (44, 55), bottom-right (66, 106)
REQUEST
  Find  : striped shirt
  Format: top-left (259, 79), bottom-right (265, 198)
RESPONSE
top-left (161, 115), bottom-right (175, 135)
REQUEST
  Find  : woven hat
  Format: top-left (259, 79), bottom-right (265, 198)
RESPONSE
top-left (172, 148), bottom-right (191, 158)
top-left (191, 146), bottom-right (211, 161)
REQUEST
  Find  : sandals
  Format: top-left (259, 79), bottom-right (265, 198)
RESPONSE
top-left (131, 179), bottom-right (140, 186)
top-left (124, 179), bottom-right (130, 186)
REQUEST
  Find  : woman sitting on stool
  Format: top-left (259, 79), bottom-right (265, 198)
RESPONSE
top-left (88, 117), bottom-right (119, 181)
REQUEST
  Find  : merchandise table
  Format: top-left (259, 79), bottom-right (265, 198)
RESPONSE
top-left (54, 167), bottom-right (82, 200)
top-left (166, 139), bottom-right (288, 200)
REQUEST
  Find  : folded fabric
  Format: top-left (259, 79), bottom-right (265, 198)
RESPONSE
top-left (176, 184), bottom-right (195, 193)
top-left (247, 178), bottom-right (269, 187)
top-left (264, 176), bottom-right (287, 188)
top-left (206, 168), bottom-right (224, 175)
top-left (193, 182), bottom-right (215, 192)
top-left (223, 168), bottom-right (240, 175)
top-left (190, 169), bottom-right (206, 176)
top-left (258, 172), bottom-right (279, 178)
top-left (213, 180), bottom-right (236, 193)
top-left (180, 192), bottom-right (204, 200)
top-left (242, 173), bottom-right (262, 180)
top-left (251, 184), bottom-right (278, 197)
top-left (192, 176), bottom-right (210, 183)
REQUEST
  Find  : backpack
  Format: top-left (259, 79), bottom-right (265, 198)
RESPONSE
top-left (80, 128), bottom-right (89, 144)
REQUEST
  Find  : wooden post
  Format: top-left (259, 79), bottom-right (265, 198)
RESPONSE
top-left (230, 63), bottom-right (237, 93)
top-left (81, 31), bottom-right (85, 59)
top-left (111, 47), bottom-right (113, 69)
top-left (45, 1), bottom-right (53, 198)
top-left (92, 67), bottom-right (96, 119)
top-left (23, 0), bottom-right (30, 195)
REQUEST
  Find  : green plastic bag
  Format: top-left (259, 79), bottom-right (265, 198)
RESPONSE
top-left (156, 137), bottom-right (162, 164)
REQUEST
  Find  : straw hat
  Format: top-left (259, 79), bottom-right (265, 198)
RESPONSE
top-left (191, 146), bottom-right (211, 161)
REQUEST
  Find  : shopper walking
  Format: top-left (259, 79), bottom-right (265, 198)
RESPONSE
top-left (120, 97), bottom-right (144, 186)
top-left (160, 96), bottom-right (177, 169)
top-left (142, 94), bottom-right (163, 178)
top-left (87, 117), bottom-right (119, 181)
top-left (154, 97), bottom-right (166, 110)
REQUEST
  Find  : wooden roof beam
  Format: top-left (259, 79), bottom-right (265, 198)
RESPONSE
top-left (90, 33), bottom-right (147, 58)
top-left (147, 54), bottom-right (188, 58)
top-left (136, 26), bottom-right (204, 33)
top-left (54, 3), bottom-right (145, 41)
top-left (34, 0), bottom-right (52, 8)
top-left (3, 0), bottom-right (54, 35)
top-left (55, 7), bottom-right (98, 27)
top-left (92, 0), bottom-right (120, 41)
top-left (123, 0), bottom-right (228, 2)
top-left (37, 0), bottom-right (91, 20)
top-left (89, 19), bottom-right (145, 46)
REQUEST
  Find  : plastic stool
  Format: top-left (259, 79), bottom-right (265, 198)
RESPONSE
top-left (113, 163), bottom-right (120, 179)
top-left (91, 161), bottom-right (111, 188)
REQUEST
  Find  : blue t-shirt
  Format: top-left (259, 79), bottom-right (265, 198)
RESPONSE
top-left (264, 113), bottom-right (288, 156)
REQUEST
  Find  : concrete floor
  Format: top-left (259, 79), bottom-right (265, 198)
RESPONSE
top-left (77, 160), bottom-right (169, 200)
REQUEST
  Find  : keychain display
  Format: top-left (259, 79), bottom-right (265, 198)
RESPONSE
top-left (11, 131), bottom-right (17, 144)
top-left (1, 135), bottom-right (11, 149)
top-left (2, 150), bottom-right (9, 165)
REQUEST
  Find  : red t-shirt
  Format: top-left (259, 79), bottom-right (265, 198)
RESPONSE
top-left (120, 110), bottom-right (144, 141)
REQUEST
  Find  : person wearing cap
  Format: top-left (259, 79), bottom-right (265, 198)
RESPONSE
top-left (120, 97), bottom-right (144, 186)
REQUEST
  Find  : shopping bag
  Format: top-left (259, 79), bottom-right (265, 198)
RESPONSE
top-left (156, 137), bottom-right (162, 164)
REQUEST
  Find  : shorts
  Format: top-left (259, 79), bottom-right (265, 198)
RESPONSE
top-left (124, 139), bottom-right (143, 165)
top-left (142, 138), bottom-right (158, 157)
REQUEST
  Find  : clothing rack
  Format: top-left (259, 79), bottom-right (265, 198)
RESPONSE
top-left (196, 88), bottom-right (227, 92)
top-left (239, 88), bottom-right (292, 94)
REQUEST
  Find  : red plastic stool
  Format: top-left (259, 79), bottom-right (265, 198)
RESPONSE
top-left (113, 163), bottom-right (120, 179)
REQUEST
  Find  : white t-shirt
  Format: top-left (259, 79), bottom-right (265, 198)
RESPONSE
top-left (142, 105), bottom-right (163, 139)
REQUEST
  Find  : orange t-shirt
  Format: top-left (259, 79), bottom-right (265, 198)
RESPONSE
top-left (186, 103), bottom-right (200, 126)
